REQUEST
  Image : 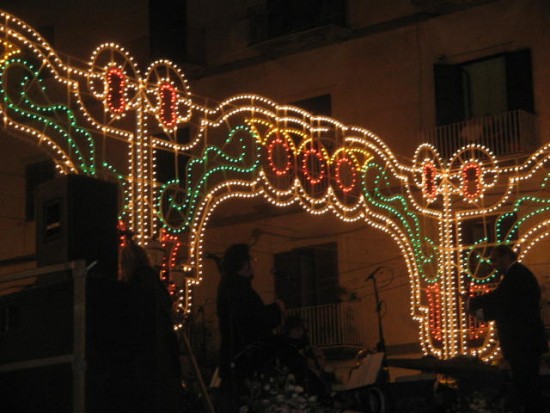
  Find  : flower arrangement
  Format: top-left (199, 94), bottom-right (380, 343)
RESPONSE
top-left (239, 362), bottom-right (339, 413)
top-left (455, 389), bottom-right (514, 413)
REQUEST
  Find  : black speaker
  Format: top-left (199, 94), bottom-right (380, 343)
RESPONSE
top-left (35, 174), bottom-right (118, 278)
top-left (0, 278), bottom-right (74, 413)
top-left (0, 277), bottom-right (153, 413)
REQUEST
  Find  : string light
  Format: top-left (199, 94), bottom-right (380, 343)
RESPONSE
top-left (3, 9), bottom-right (550, 359)
top-left (158, 82), bottom-right (178, 127)
top-left (334, 155), bottom-right (357, 193)
top-left (461, 162), bottom-right (482, 201)
top-left (266, 133), bottom-right (292, 176)
top-left (105, 66), bottom-right (127, 114)
top-left (422, 161), bottom-right (438, 199)
top-left (427, 284), bottom-right (443, 342)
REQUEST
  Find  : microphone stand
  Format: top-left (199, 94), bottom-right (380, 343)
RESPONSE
top-left (179, 328), bottom-right (216, 413)
top-left (369, 268), bottom-right (390, 385)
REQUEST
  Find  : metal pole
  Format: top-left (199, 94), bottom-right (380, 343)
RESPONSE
top-left (72, 260), bottom-right (87, 413)
top-left (371, 274), bottom-right (389, 384)
top-left (180, 330), bottom-right (216, 413)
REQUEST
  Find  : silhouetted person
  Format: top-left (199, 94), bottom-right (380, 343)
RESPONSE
top-left (119, 238), bottom-right (182, 413)
top-left (468, 245), bottom-right (548, 412)
top-left (216, 243), bottom-right (284, 412)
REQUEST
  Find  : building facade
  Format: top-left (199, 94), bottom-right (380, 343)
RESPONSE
top-left (1, 0), bottom-right (549, 375)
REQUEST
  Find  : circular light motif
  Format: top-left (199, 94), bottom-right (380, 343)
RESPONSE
top-left (462, 163), bottom-right (482, 200)
top-left (301, 145), bottom-right (327, 185)
top-left (105, 66), bottom-right (127, 114)
top-left (267, 134), bottom-right (292, 176)
top-left (422, 162), bottom-right (437, 199)
top-left (159, 82), bottom-right (178, 127)
top-left (335, 156), bottom-right (356, 193)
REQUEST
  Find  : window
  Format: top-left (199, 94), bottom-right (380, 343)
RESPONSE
top-left (25, 160), bottom-right (55, 221)
top-left (155, 150), bottom-right (189, 185)
top-left (462, 213), bottom-right (517, 278)
top-left (291, 94), bottom-right (332, 117)
top-left (434, 49), bottom-right (534, 126)
top-left (250, 0), bottom-right (346, 43)
top-left (461, 213), bottom-right (517, 246)
top-left (149, 0), bottom-right (187, 63)
top-left (154, 127), bottom-right (190, 184)
top-left (273, 242), bottom-right (339, 309)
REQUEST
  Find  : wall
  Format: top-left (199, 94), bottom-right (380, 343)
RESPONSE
top-left (191, 0), bottom-right (550, 159)
top-left (1, 0), bottom-right (150, 63)
top-left (0, 133), bottom-right (47, 264)
top-left (190, 196), bottom-right (418, 364)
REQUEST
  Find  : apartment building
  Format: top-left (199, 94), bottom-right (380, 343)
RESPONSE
top-left (1, 0), bottom-right (548, 375)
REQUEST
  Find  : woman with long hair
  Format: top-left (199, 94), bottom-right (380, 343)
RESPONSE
top-left (119, 237), bottom-right (182, 413)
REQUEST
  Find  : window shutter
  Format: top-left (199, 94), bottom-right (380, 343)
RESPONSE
top-left (505, 49), bottom-right (534, 113)
top-left (274, 250), bottom-right (302, 309)
top-left (313, 243), bottom-right (339, 305)
top-left (25, 160), bottom-right (55, 221)
top-left (434, 63), bottom-right (465, 126)
top-left (292, 94), bottom-right (332, 117)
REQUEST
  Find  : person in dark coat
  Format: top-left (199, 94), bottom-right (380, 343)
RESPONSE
top-left (468, 245), bottom-right (548, 413)
top-left (119, 238), bottom-right (182, 413)
top-left (216, 243), bottom-right (284, 412)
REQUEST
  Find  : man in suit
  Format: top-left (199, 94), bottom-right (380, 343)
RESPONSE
top-left (216, 243), bottom-right (285, 412)
top-left (469, 245), bottom-right (548, 412)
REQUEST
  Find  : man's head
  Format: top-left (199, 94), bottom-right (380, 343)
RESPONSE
top-left (490, 245), bottom-right (517, 273)
top-left (223, 243), bottom-right (255, 278)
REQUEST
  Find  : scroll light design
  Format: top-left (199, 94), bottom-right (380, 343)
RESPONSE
top-left (2, 10), bottom-right (550, 359)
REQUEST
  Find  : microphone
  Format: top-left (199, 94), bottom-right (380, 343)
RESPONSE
top-left (204, 252), bottom-right (220, 260)
top-left (366, 266), bottom-right (383, 281)
top-left (249, 228), bottom-right (262, 246)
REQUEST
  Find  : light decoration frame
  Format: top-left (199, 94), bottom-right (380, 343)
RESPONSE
top-left (334, 153), bottom-right (358, 194)
top-left (105, 66), bottom-right (127, 115)
top-left (461, 162), bottom-right (482, 201)
top-left (158, 82), bottom-right (178, 128)
top-left (2, 10), bottom-right (550, 360)
top-left (266, 129), bottom-right (294, 177)
top-left (422, 161), bottom-right (438, 200)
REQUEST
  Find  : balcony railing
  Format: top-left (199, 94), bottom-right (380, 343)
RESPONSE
top-left (287, 301), bottom-right (363, 348)
top-left (419, 110), bottom-right (538, 159)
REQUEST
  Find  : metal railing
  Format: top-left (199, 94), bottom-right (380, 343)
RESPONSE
top-left (419, 110), bottom-right (538, 159)
top-left (287, 301), bottom-right (363, 347)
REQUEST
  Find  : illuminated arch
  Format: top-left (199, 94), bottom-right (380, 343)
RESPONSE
top-left (3, 9), bottom-right (550, 361)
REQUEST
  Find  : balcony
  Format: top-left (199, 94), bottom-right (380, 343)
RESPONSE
top-left (247, 1), bottom-right (348, 49)
top-left (287, 301), bottom-right (365, 348)
top-left (411, 0), bottom-right (497, 14)
top-left (419, 110), bottom-right (538, 160)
